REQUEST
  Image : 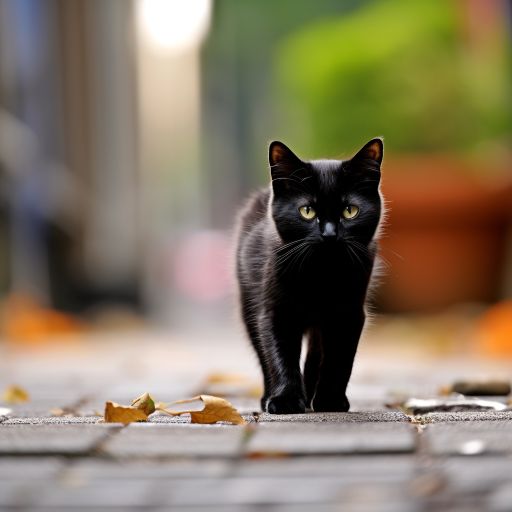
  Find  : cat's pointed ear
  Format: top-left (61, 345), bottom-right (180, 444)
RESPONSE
top-left (352, 138), bottom-right (383, 166)
top-left (269, 141), bottom-right (303, 176)
top-left (269, 141), bottom-right (308, 194)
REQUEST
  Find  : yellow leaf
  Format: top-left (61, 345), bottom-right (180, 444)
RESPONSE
top-left (104, 401), bottom-right (148, 424)
top-left (159, 394), bottom-right (246, 425)
top-left (131, 392), bottom-right (156, 415)
top-left (2, 385), bottom-right (30, 404)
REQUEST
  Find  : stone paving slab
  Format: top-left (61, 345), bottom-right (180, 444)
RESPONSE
top-left (436, 456), bottom-right (512, 492)
top-left (152, 506), bottom-right (339, 512)
top-left (414, 411), bottom-right (512, 423)
top-left (0, 423), bottom-right (118, 455)
top-left (233, 454), bottom-right (416, 480)
top-left (24, 506), bottom-right (339, 512)
top-left (2, 415), bottom-right (103, 425)
top-left (0, 457), bottom-right (64, 479)
top-left (488, 482), bottom-right (512, 512)
top-left (425, 421), bottom-right (512, 456)
top-left (64, 458), bottom-right (231, 480)
top-left (154, 477), bottom-right (416, 510)
top-left (0, 470), bottom-right (417, 510)
top-left (257, 411), bottom-right (409, 423)
top-left (104, 423), bottom-right (248, 458)
top-left (156, 476), bottom-right (350, 507)
top-left (0, 396), bottom-right (94, 418)
top-left (12, 479), bottom-right (158, 509)
top-left (247, 422), bottom-right (416, 455)
top-left (19, 509), bottom-right (133, 512)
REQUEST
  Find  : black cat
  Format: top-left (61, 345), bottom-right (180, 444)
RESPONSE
top-left (235, 138), bottom-right (384, 414)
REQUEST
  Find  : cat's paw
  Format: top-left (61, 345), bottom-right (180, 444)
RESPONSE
top-left (266, 392), bottom-right (306, 414)
top-left (312, 394), bottom-right (350, 413)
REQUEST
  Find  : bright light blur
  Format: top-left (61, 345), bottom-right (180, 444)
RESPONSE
top-left (137, 0), bottom-right (212, 52)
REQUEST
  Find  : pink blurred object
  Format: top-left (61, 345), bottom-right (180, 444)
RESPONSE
top-left (172, 230), bottom-right (232, 302)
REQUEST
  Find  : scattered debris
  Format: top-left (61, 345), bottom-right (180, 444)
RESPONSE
top-left (396, 397), bottom-right (509, 415)
top-left (2, 385), bottom-right (30, 404)
top-left (441, 380), bottom-right (511, 396)
top-left (157, 394), bottom-right (246, 425)
top-left (0, 407), bottom-right (12, 417)
top-left (103, 392), bottom-right (245, 425)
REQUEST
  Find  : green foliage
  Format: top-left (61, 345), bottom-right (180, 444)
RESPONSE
top-left (274, 0), bottom-right (511, 158)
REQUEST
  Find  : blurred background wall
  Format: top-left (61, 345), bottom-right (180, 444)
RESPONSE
top-left (0, 0), bottom-right (511, 339)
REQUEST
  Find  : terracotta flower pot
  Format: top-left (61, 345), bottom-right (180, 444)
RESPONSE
top-left (377, 156), bottom-right (512, 312)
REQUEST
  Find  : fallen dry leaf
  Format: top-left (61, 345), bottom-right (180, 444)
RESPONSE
top-left (2, 385), bottom-right (30, 404)
top-left (158, 394), bottom-right (246, 425)
top-left (104, 401), bottom-right (148, 424)
top-left (131, 392), bottom-right (156, 415)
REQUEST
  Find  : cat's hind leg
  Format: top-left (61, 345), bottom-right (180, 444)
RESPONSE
top-left (304, 328), bottom-right (322, 410)
top-left (239, 291), bottom-right (274, 410)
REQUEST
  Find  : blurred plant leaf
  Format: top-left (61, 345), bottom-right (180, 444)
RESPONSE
top-left (2, 385), bottom-right (30, 404)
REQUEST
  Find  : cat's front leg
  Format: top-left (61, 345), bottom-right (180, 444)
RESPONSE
top-left (311, 311), bottom-right (365, 413)
top-left (259, 313), bottom-right (306, 414)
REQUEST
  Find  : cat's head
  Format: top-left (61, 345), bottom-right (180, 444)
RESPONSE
top-left (269, 138), bottom-right (383, 247)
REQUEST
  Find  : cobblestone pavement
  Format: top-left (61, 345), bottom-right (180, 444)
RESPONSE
top-left (1, 327), bottom-right (511, 511)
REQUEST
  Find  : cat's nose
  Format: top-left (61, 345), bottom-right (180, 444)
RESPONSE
top-left (320, 221), bottom-right (338, 240)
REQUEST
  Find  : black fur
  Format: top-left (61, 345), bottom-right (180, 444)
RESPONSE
top-left (236, 139), bottom-right (383, 414)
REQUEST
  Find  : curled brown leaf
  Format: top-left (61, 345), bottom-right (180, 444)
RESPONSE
top-left (158, 394), bottom-right (246, 425)
top-left (104, 401), bottom-right (148, 424)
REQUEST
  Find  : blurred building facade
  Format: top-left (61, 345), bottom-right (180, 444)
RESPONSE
top-left (0, 0), bottom-right (511, 330)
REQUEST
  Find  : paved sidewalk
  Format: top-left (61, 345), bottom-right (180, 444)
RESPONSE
top-left (1, 327), bottom-right (511, 511)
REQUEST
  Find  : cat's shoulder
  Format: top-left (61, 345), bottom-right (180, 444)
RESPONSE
top-left (237, 187), bottom-right (271, 231)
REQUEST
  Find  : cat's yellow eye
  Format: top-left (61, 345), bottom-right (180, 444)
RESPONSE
top-left (299, 205), bottom-right (316, 220)
top-left (342, 205), bottom-right (359, 220)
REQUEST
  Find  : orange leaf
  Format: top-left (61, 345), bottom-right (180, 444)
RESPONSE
top-left (104, 401), bottom-right (148, 424)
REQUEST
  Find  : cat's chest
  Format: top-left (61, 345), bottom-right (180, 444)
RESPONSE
top-left (280, 257), bottom-right (369, 305)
